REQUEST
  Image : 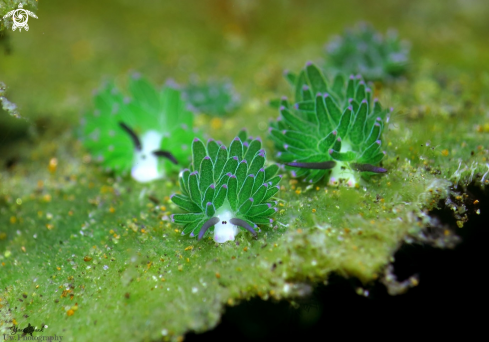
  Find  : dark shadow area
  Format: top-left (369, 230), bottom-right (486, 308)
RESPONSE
top-left (186, 184), bottom-right (489, 340)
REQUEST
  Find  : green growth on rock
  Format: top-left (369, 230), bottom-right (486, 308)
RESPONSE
top-left (172, 130), bottom-right (281, 243)
top-left (0, 81), bottom-right (20, 119)
top-left (324, 22), bottom-right (410, 81)
top-left (81, 75), bottom-right (198, 183)
top-left (269, 62), bottom-right (389, 186)
top-left (182, 78), bottom-right (240, 117)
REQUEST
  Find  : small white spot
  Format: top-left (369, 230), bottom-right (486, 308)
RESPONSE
top-left (103, 265), bottom-right (109, 270)
top-left (192, 287), bottom-right (198, 293)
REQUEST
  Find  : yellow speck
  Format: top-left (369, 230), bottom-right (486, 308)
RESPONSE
top-left (43, 194), bottom-right (52, 202)
top-left (46, 224), bottom-right (54, 230)
top-left (186, 258), bottom-right (190, 263)
top-left (178, 265), bottom-right (183, 271)
top-left (109, 229), bottom-right (115, 234)
top-left (215, 272), bottom-right (221, 279)
top-left (140, 229), bottom-right (146, 233)
top-left (296, 229), bottom-right (302, 234)
top-left (68, 210), bottom-right (74, 216)
top-left (316, 186), bottom-right (320, 191)
top-left (441, 149), bottom-right (449, 156)
top-left (211, 117), bottom-right (223, 130)
top-left (1, 262), bottom-right (5, 266)
top-left (295, 189), bottom-right (301, 195)
top-left (12, 319), bottom-right (17, 325)
top-left (312, 209), bottom-right (316, 213)
top-left (473, 200), bottom-right (479, 205)
top-left (161, 278), bottom-right (166, 282)
top-left (370, 220), bottom-right (375, 224)
top-left (160, 206), bottom-right (167, 211)
top-left (10, 216), bottom-right (16, 224)
top-left (48, 158), bottom-right (58, 173)
top-left (67, 309), bottom-right (74, 316)
top-left (184, 246), bottom-right (193, 251)
top-left (21, 246), bottom-right (26, 253)
top-left (174, 229), bottom-right (180, 233)
top-left (274, 244), bottom-right (277, 247)
top-left (109, 207), bottom-right (115, 213)
top-left (56, 267), bottom-right (61, 271)
top-left (243, 247), bottom-right (248, 252)
top-left (147, 262), bottom-right (152, 269)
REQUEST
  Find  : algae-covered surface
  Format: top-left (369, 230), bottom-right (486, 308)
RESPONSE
top-left (1, 0), bottom-right (489, 340)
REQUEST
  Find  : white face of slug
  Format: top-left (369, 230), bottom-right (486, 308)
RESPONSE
top-left (213, 210), bottom-right (239, 243)
top-left (328, 140), bottom-right (358, 187)
top-left (131, 130), bottom-right (165, 183)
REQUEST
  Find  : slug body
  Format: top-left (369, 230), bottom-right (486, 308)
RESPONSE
top-left (171, 130), bottom-right (281, 243)
top-left (82, 75), bottom-right (198, 182)
top-left (183, 78), bottom-right (240, 117)
top-left (324, 22), bottom-right (410, 81)
top-left (270, 62), bottom-right (389, 186)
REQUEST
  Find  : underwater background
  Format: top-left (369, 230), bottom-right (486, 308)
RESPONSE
top-left (1, 0), bottom-right (489, 340)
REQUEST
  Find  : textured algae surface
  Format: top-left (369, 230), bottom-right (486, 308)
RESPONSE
top-left (2, 0), bottom-right (489, 340)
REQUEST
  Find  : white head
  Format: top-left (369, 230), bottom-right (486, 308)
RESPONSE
top-left (131, 130), bottom-right (165, 183)
top-left (212, 210), bottom-right (239, 243)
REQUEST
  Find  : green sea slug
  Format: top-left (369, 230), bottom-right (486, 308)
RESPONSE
top-left (182, 78), bottom-right (240, 117)
top-left (269, 62), bottom-right (390, 186)
top-left (82, 74), bottom-right (198, 183)
top-left (324, 22), bottom-right (410, 81)
top-left (171, 130), bottom-right (281, 243)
